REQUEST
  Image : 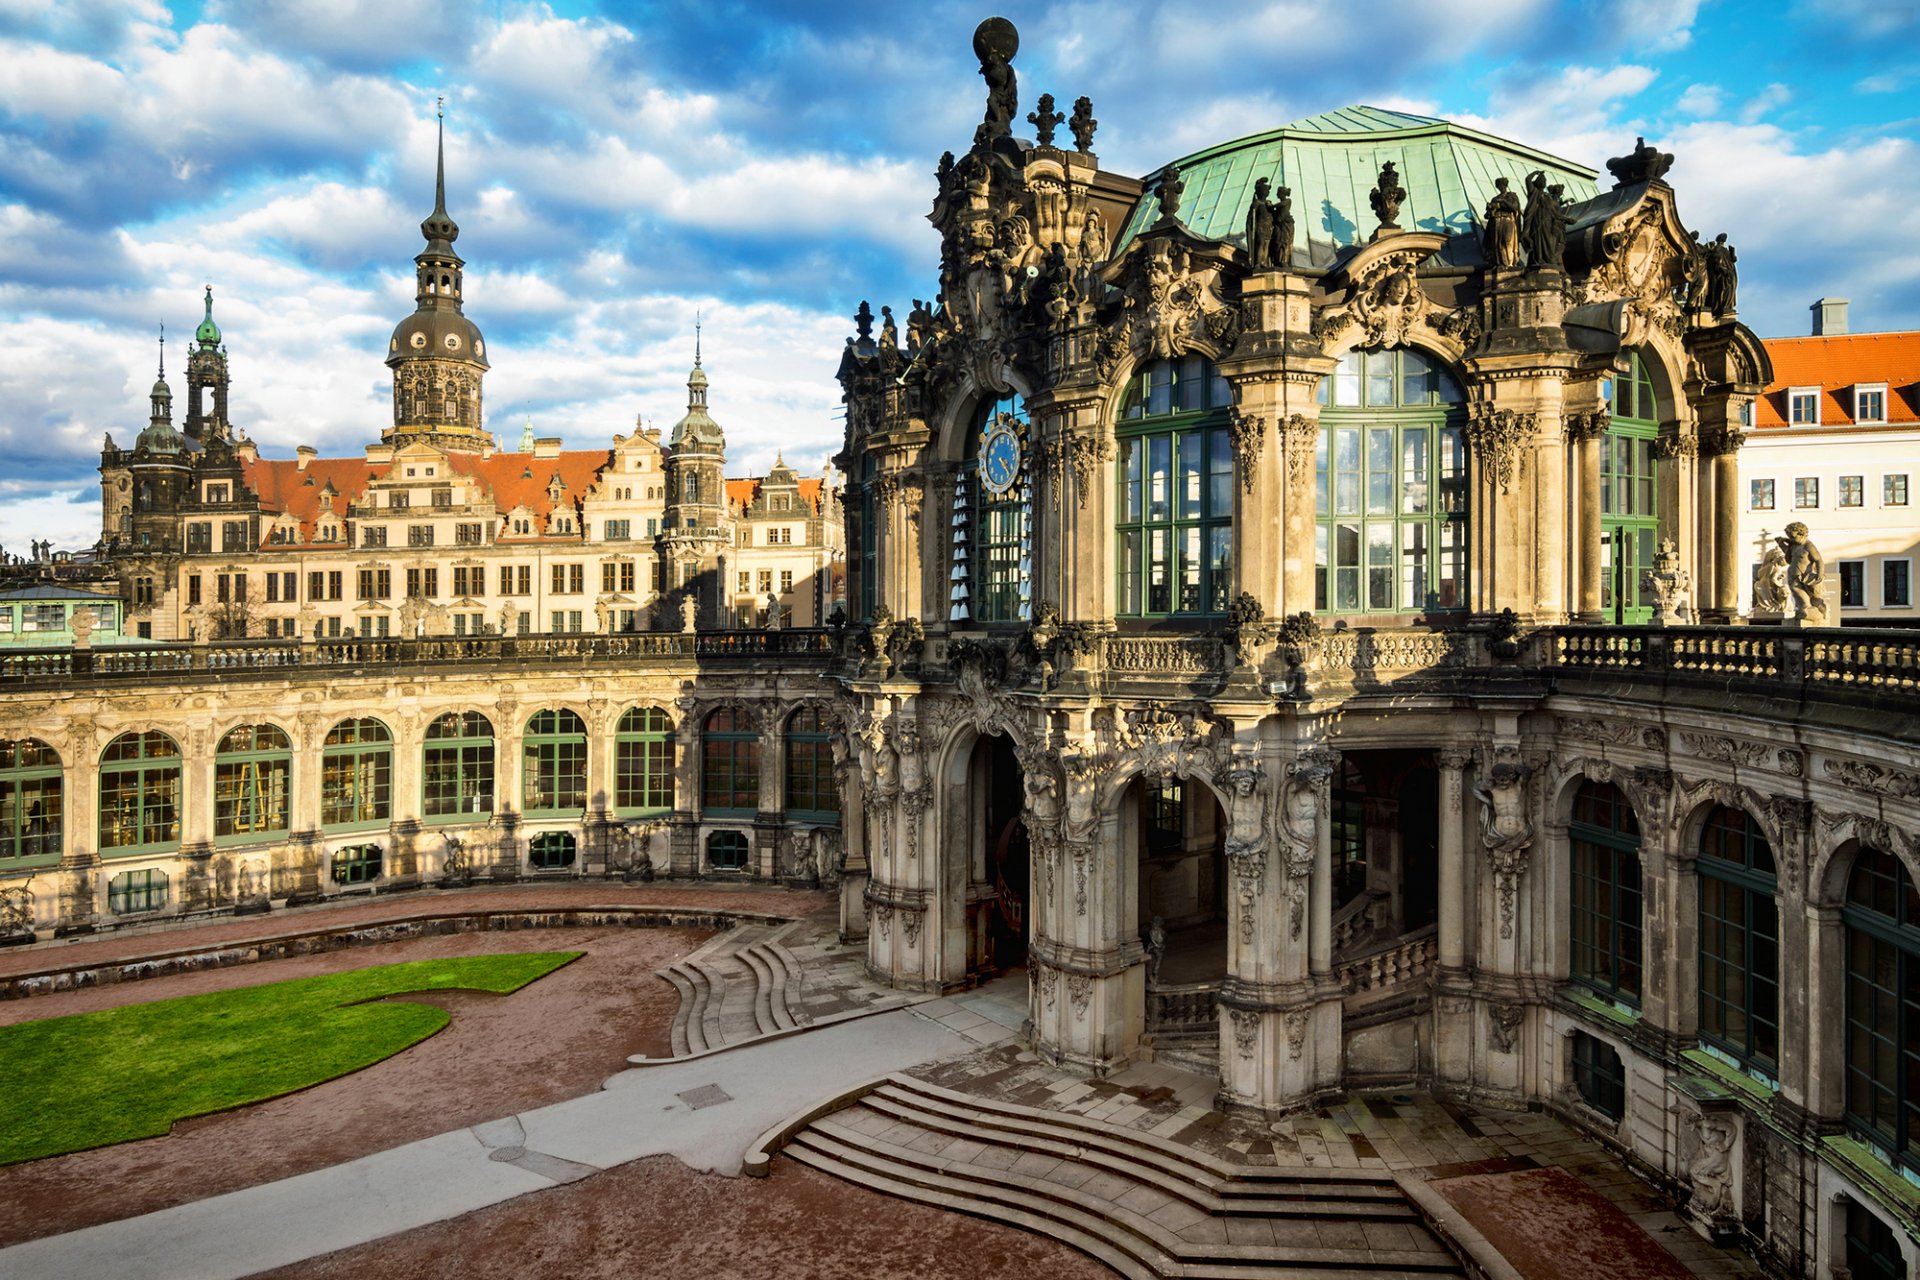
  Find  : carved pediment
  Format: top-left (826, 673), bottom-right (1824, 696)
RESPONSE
top-left (1311, 234), bottom-right (1448, 353)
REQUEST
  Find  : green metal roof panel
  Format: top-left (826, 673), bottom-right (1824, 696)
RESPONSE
top-left (1114, 104), bottom-right (1600, 268)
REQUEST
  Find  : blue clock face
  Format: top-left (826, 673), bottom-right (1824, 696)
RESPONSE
top-left (982, 427), bottom-right (1021, 494)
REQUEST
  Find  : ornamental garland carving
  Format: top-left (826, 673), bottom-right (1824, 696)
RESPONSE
top-left (1564, 410), bottom-right (1611, 442)
top-left (1464, 405), bottom-right (1538, 495)
top-left (1312, 254), bottom-right (1433, 350)
top-left (1649, 432), bottom-right (1698, 461)
top-left (1067, 430), bottom-right (1112, 510)
top-left (1067, 972), bottom-right (1092, 1019)
top-left (1284, 1009), bottom-right (1311, 1060)
top-left (1821, 758), bottom-right (1920, 799)
top-left (1425, 302), bottom-right (1483, 351)
top-left (1556, 715), bottom-right (1664, 751)
top-left (1679, 732), bottom-right (1769, 768)
top-left (1475, 748), bottom-right (1535, 939)
top-left (1228, 409), bottom-right (1265, 495)
top-left (1281, 414), bottom-right (1318, 488)
top-left (1230, 1008), bottom-right (1259, 1060)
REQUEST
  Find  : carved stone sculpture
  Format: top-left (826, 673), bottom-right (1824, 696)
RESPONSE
top-left (1642, 536), bottom-right (1693, 625)
top-left (1482, 177), bottom-right (1522, 268)
top-left (1752, 542), bottom-right (1789, 615)
top-left (1082, 207), bottom-right (1108, 264)
top-left (1704, 233), bottom-right (1738, 316)
top-left (1143, 915), bottom-right (1167, 985)
top-left (1155, 162), bottom-right (1186, 223)
top-left (973, 18), bottom-right (1019, 143)
top-left (1605, 136), bottom-right (1675, 187)
top-left (1245, 177), bottom-right (1276, 271)
top-left (1271, 185), bottom-right (1294, 268)
top-left (1777, 522), bottom-right (1827, 625)
top-left (1369, 161), bottom-right (1407, 230)
top-left (0, 886), bottom-right (33, 938)
top-left (1475, 756), bottom-right (1535, 939)
top-left (1520, 170), bottom-right (1568, 270)
top-left (1681, 1110), bottom-right (1738, 1220)
top-left (1069, 96), bottom-right (1097, 153)
top-left (1027, 92), bottom-right (1063, 147)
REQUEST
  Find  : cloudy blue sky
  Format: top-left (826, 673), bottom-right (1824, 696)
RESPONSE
top-left (2, 0), bottom-right (1916, 551)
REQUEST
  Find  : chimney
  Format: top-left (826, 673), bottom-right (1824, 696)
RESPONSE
top-left (1811, 297), bottom-right (1850, 336)
top-left (296, 445), bottom-right (317, 471)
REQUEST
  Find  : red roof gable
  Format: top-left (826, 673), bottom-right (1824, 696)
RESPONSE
top-left (1756, 332), bottom-right (1920, 429)
top-left (726, 476), bottom-right (824, 514)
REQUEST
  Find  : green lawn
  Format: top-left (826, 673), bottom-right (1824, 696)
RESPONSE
top-left (0, 951), bottom-right (582, 1165)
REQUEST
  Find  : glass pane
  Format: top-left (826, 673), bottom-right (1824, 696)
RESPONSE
top-left (1367, 351), bottom-right (1395, 407)
top-left (1368, 524), bottom-right (1394, 609)
top-left (1120, 530), bottom-right (1142, 614)
top-left (1403, 522), bottom-right (1430, 610)
top-left (1402, 427), bottom-right (1429, 513)
top-left (1147, 528), bottom-right (1170, 613)
top-left (1208, 526), bottom-right (1232, 613)
top-left (1335, 428), bottom-right (1360, 515)
top-left (1148, 436), bottom-right (1171, 520)
top-left (1367, 428), bottom-right (1394, 515)
top-left (1316, 431), bottom-right (1330, 514)
top-left (1178, 355), bottom-right (1204, 411)
top-left (1209, 429), bottom-right (1234, 516)
top-left (1334, 352), bottom-right (1360, 406)
top-left (1402, 349), bottom-right (1433, 404)
top-left (1178, 431), bottom-right (1206, 519)
top-left (1148, 364), bottom-right (1172, 416)
top-left (1178, 526), bottom-right (1202, 612)
top-left (1122, 437), bottom-right (1143, 521)
top-left (1315, 525), bottom-right (1329, 610)
top-left (1210, 367), bottom-right (1231, 408)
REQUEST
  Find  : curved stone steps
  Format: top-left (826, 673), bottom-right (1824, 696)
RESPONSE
top-left (655, 921), bottom-right (815, 1057)
top-left (780, 1074), bottom-right (1463, 1278)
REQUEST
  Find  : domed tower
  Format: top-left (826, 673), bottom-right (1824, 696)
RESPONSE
top-left (184, 285), bottom-right (229, 442)
top-left (384, 105), bottom-right (491, 451)
top-left (126, 332), bottom-right (193, 549)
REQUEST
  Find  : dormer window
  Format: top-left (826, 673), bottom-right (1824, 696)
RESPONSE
top-left (1788, 388), bottom-right (1821, 425)
top-left (1855, 384), bottom-right (1887, 424)
top-left (206, 483), bottom-right (230, 503)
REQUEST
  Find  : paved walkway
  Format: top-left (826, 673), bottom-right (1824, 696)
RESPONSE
top-left (0, 983), bottom-right (1029, 1280)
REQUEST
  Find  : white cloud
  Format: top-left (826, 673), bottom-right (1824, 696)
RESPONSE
top-left (1739, 82), bottom-right (1792, 124)
top-left (1675, 82), bottom-right (1723, 116)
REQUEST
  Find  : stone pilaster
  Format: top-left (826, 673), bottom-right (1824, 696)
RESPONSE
top-left (1699, 422), bottom-right (1746, 623)
top-left (1566, 411), bottom-right (1609, 622)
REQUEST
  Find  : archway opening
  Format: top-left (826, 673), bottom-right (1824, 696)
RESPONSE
top-left (1331, 750), bottom-right (1440, 957)
top-left (965, 733), bottom-right (1028, 978)
top-left (1131, 775), bottom-right (1227, 1069)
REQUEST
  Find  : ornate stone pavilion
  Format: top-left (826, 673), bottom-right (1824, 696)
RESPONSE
top-left (829, 18), bottom-right (1920, 1279)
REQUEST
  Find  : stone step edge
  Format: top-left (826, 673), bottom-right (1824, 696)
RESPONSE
top-left (737, 944), bottom-right (784, 1036)
top-left (889, 1072), bottom-right (1398, 1187)
top-left (740, 941), bottom-right (800, 1032)
top-left (689, 955), bottom-right (735, 1048)
top-left (660, 961), bottom-right (713, 1055)
top-left (1393, 1173), bottom-right (1525, 1280)
top-left (763, 938), bottom-right (812, 1019)
top-left (629, 993), bottom-right (927, 1067)
top-left (782, 1138), bottom-right (1160, 1280)
top-left (795, 1126), bottom-right (1457, 1275)
top-left (867, 1083), bottom-right (1409, 1213)
top-left (660, 964), bottom-right (698, 1057)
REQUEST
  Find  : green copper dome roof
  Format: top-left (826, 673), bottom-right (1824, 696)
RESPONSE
top-left (1115, 104), bottom-right (1599, 267)
top-left (195, 285), bottom-right (221, 346)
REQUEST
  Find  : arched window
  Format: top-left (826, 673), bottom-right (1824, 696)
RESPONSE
top-left (785, 706), bottom-right (839, 819)
top-left (1604, 351), bottom-right (1661, 623)
top-left (0, 738), bottom-right (62, 863)
top-left (702, 707), bottom-right (759, 814)
top-left (1843, 846), bottom-right (1920, 1173)
top-left (707, 829), bottom-right (750, 872)
top-left (1569, 781), bottom-right (1643, 1005)
top-left (100, 731), bottom-right (181, 853)
top-left (423, 712), bottom-right (494, 819)
top-left (615, 707), bottom-right (674, 816)
top-left (1698, 806), bottom-right (1779, 1075)
top-left (530, 830), bottom-right (577, 870)
top-left (1116, 356), bottom-right (1233, 617)
top-left (1316, 348), bottom-right (1467, 613)
top-left (214, 724), bottom-right (291, 840)
top-left (954, 392), bottom-right (1030, 623)
top-left (322, 718), bottom-right (391, 830)
top-left (523, 709), bottom-right (587, 816)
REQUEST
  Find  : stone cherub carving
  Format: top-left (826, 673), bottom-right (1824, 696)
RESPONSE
top-left (1154, 163), bottom-right (1187, 223)
top-left (1482, 176), bottom-right (1522, 268)
top-left (1642, 536), bottom-right (1693, 625)
top-left (1475, 754), bottom-right (1535, 939)
top-left (1279, 752), bottom-right (1332, 940)
top-left (1776, 521), bottom-right (1827, 624)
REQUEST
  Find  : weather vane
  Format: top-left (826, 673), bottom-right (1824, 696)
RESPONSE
top-left (436, 95), bottom-right (445, 120)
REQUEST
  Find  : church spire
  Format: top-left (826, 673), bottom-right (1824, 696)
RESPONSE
top-left (420, 96), bottom-right (459, 250)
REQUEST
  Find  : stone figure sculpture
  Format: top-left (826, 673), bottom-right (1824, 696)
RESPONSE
top-left (1081, 208), bottom-right (1108, 263)
top-left (1155, 163), bottom-right (1186, 223)
top-left (1482, 177), bottom-right (1522, 268)
top-left (1642, 536), bottom-right (1693, 626)
top-left (1684, 1112), bottom-right (1738, 1219)
top-left (1476, 762), bottom-right (1535, 860)
top-left (1245, 178), bottom-right (1276, 270)
top-left (879, 304), bottom-right (898, 352)
top-left (974, 18), bottom-right (1019, 142)
top-left (1678, 230), bottom-right (1708, 314)
top-left (1704, 233), bottom-right (1738, 316)
top-left (1271, 186), bottom-right (1294, 267)
top-left (1370, 161), bottom-right (1407, 229)
top-left (1776, 522), bottom-right (1827, 624)
top-left (1143, 916), bottom-right (1168, 985)
top-left (1069, 95), bottom-right (1097, 153)
top-left (1520, 171), bottom-right (1568, 269)
top-left (1752, 542), bottom-right (1789, 614)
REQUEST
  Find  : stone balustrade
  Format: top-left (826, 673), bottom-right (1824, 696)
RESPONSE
top-left (1336, 924), bottom-right (1438, 1005)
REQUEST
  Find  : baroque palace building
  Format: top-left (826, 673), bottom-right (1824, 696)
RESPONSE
top-left (1, 22), bottom-right (1918, 1280)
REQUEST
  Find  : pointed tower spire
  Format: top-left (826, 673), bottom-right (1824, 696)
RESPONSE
top-left (157, 323), bottom-right (165, 380)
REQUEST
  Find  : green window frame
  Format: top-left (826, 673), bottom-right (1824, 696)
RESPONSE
top-left (614, 707), bottom-right (675, 816)
top-left (331, 844), bottom-right (382, 885)
top-left (1316, 348), bottom-right (1467, 614)
top-left (1697, 806), bottom-right (1780, 1075)
top-left (702, 707), bottom-right (760, 814)
top-left (530, 830), bottom-right (577, 870)
top-left (322, 718), bottom-right (391, 831)
top-left (423, 712), bottom-right (494, 820)
top-left (1116, 356), bottom-right (1234, 618)
top-left (0, 737), bottom-right (62, 865)
top-left (1145, 781), bottom-right (1184, 856)
top-left (107, 867), bottom-right (169, 914)
top-left (99, 731), bottom-right (181, 855)
top-left (1571, 1030), bottom-right (1627, 1120)
top-left (784, 706), bottom-right (839, 820)
top-left (1603, 352), bottom-right (1661, 624)
top-left (961, 393), bottom-right (1030, 623)
top-left (1569, 781), bottom-right (1644, 1005)
top-left (523, 709), bottom-right (588, 817)
top-left (1844, 1197), bottom-right (1907, 1280)
top-left (214, 724), bottom-right (292, 842)
top-left (707, 829), bottom-right (750, 872)
top-left (1843, 846), bottom-right (1920, 1174)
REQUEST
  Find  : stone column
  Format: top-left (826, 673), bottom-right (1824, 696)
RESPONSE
top-left (1435, 747), bottom-right (1471, 970)
top-left (1465, 404), bottom-right (1540, 617)
top-left (1765, 799), bottom-right (1812, 1116)
top-left (1567, 412), bottom-right (1608, 621)
top-left (1531, 402), bottom-right (1568, 621)
top-left (491, 703), bottom-right (524, 879)
top-left (1279, 410), bottom-right (1322, 617)
top-left (1701, 424), bottom-right (1746, 623)
top-left (1801, 901), bottom-right (1846, 1123)
top-left (57, 719), bottom-right (100, 933)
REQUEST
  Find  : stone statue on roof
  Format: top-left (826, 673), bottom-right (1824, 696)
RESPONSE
top-left (1777, 522), bottom-right (1826, 624)
top-left (1520, 170), bottom-right (1568, 271)
top-left (974, 18), bottom-right (1019, 143)
top-left (1370, 161), bottom-right (1407, 230)
top-left (1704, 233), bottom-right (1738, 316)
top-left (1027, 93), bottom-right (1063, 147)
top-left (1245, 178), bottom-right (1275, 270)
top-left (1606, 135), bottom-right (1675, 187)
top-left (1482, 177), bottom-right (1522, 269)
top-left (1155, 163), bottom-right (1186, 224)
top-left (1069, 96), bottom-right (1097, 153)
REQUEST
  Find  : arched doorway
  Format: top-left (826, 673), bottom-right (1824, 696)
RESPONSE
top-left (1128, 774), bottom-right (1227, 1069)
top-left (962, 733), bottom-right (1028, 979)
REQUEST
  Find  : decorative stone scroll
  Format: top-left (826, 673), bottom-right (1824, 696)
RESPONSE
top-left (1475, 748), bottom-right (1536, 939)
top-left (1464, 404), bottom-right (1538, 495)
top-left (1230, 1007), bottom-right (1259, 1060)
top-left (1280, 414), bottom-right (1318, 488)
top-left (1284, 1008), bottom-right (1311, 1060)
top-left (1228, 408), bottom-right (1265, 494)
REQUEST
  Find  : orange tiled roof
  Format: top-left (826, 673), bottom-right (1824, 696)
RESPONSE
top-left (241, 456), bottom-right (375, 535)
top-left (1755, 332), bottom-right (1920, 429)
top-left (726, 476), bottom-right (824, 514)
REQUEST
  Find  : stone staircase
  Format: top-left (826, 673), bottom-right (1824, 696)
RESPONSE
top-left (659, 921), bottom-right (812, 1056)
top-left (781, 1074), bottom-right (1466, 1279)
